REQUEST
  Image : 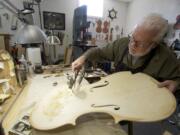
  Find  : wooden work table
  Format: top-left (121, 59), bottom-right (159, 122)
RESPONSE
top-left (1, 67), bottom-right (72, 134)
top-left (2, 84), bottom-right (29, 135)
top-left (0, 86), bottom-right (24, 122)
top-left (1, 67), bottom-right (127, 135)
top-left (0, 85), bottom-right (25, 134)
top-left (1, 65), bottom-right (177, 135)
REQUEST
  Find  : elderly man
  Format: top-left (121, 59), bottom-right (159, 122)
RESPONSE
top-left (72, 13), bottom-right (180, 93)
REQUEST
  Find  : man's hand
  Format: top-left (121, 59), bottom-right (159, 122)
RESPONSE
top-left (158, 80), bottom-right (178, 93)
top-left (72, 55), bottom-right (86, 72)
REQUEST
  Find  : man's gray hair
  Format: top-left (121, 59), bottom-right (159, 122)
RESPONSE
top-left (138, 13), bottom-right (168, 42)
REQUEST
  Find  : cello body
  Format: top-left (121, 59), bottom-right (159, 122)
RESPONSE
top-left (30, 72), bottom-right (176, 130)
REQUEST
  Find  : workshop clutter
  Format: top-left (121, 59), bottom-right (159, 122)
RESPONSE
top-left (0, 50), bottom-right (17, 102)
top-left (16, 54), bottom-right (28, 87)
top-left (9, 114), bottom-right (32, 135)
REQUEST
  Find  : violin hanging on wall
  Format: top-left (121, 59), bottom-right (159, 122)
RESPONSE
top-left (103, 21), bottom-right (110, 34)
top-left (96, 19), bottom-right (102, 33)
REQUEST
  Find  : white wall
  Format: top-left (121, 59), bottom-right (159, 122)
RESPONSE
top-left (103, 0), bottom-right (128, 41)
top-left (103, 0), bottom-right (128, 34)
top-left (1, 0), bottom-right (180, 43)
top-left (41, 0), bottom-right (128, 44)
top-left (0, 0), bottom-right (128, 62)
top-left (125, 0), bottom-right (180, 35)
top-left (0, 0), bottom-right (42, 44)
top-left (0, 0), bottom-right (22, 34)
top-left (0, 0), bottom-right (128, 43)
top-left (41, 0), bottom-right (79, 45)
top-left (87, 0), bottom-right (128, 46)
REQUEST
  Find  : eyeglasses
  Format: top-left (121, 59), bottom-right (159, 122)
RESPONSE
top-left (128, 35), bottom-right (155, 49)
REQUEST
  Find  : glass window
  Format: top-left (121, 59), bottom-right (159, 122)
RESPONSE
top-left (79, 0), bottom-right (103, 17)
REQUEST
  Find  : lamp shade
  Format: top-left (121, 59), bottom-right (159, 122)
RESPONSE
top-left (46, 35), bottom-right (60, 45)
top-left (15, 24), bottom-right (47, 44)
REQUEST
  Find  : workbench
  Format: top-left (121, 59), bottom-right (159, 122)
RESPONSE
top-left (1, 66), bottom-right (128, 135)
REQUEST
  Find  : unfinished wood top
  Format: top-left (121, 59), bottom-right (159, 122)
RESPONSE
top-left (30, 71), bottom-right (176, 130)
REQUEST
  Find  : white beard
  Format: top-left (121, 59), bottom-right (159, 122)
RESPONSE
top-left (129, 46), bottom-right (153, 57)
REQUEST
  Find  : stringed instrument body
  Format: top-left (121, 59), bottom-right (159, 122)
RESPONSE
top-left (103, 21), bottom-right (110, 33)
top-left (30, 72), bottom-right (176, 130)
top-left (96, 20), bottom-right (102, 33)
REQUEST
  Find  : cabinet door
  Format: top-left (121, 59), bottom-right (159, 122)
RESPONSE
top-left (0, 34), bottom-right (11, 52)
top-left (0, 35), bottom-right (5, 50)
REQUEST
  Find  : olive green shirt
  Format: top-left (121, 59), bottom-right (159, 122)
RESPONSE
top-left (84, 37), bottom-right (180, 90)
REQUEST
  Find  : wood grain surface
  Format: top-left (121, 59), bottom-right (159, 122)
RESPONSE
top-left (30, 71), bottom-right (176, 130)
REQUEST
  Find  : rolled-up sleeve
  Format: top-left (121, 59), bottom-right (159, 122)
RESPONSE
top-left (83, 38), bottom-right (129, 63)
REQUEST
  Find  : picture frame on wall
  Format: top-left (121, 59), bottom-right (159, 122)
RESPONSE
top-left (43, 11), bottom-right (65, 30)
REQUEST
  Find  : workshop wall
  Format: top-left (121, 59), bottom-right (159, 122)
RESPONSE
top-left (1, 0), bottom-right (180, 44)
top-left (0, 0), bottom-right (20, 45)
top-left (40, 0), bottom-right (78, 45)
top-left (41, 0), bottom-right (129, 45)
top-left (0, 0), bottom-right (41, 45)
top-left (87, 0), bottom-right (128, 46)
top-left (0, 0), bottom-right (22, 35)
top-left (125, 0), bottom-right (180, 35)
top-left (0, 0), bottom-right (129, 64)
